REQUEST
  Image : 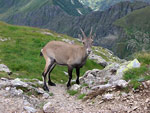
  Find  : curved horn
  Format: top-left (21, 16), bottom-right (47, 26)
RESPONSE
top-left (80, 28), bottom-right (86, 38)
top-left (90, 27), bottom-right (93, 36)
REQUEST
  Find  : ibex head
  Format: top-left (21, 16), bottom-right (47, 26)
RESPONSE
top-left (78, 27), bottom-right (95, 55)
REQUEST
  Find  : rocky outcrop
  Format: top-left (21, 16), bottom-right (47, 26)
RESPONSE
top-left (79, 59), bottom-right (141, 94)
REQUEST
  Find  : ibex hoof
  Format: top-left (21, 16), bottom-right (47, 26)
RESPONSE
top-left (43, 85), bottom-right (49, 92)
top-left (48, 81), bottom-right (56, 86)
top-left (67, 83), bottom-right (71, 88)
top-left (76, 80), bottom-right (80, 85)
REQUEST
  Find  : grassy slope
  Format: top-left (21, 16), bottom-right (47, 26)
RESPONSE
top-left (0, 0), bottom-right (51, 19)
top-left (113, 6), bottom-right (150, 58)
top-left (0, 22), bottom-right (103, 83)
top-left (123, 52), bottom-right (150, 89)
top-left (115, 6), bottom-right (150, 31)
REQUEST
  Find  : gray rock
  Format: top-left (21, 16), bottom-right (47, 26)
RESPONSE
top-left (24, 106), bottom-right (37, 113)
top-left (24, 100), bottom-right (31, 106)
top-left (43, 102), bottom-right (56, 113)
top-left (89, 53), bottom-right (108, 67)
top-left (80, 87), bottom-right (91, 94)
top-left (62, 39), bottom-right (74, 44)
top-left (0, 64), bottom-right (12, 74)
top-left (5, 87), bottom-right (10, 91)
top-left (63, 71), bottom-right (68, 76)
top-left (11, 78), bottom-right (28, 87)
top-left (71, 84), bottom-right (80, 91)
top-left (112, 80), bottom-right (128, 88)
top-left (36, 88), bottom-right (45, 94)
top-left (102, 93), bottom-right (114, 100)
top-left (41, 32), bottom-right (54, 36)
top-left (121, 92), bottom-right (128, 97)
top-left (43, 93), bottom-right (49, 99)
top-left (91, 84), bottom-right (112, 90)
top-left (38, 81), bottom-right (43, 85)
top-left (10, 87), bottom-right (23, 96)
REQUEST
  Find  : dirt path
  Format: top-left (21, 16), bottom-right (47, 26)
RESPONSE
top-left (45, 84), bottom-right (150, 113)
top-left (46, 84), bottom-right (100, 113)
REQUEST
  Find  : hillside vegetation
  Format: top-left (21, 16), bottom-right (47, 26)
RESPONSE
top-left (0, 22), bottom-right (103, 83)
top-left (114, 6), bottom-right (150, 58)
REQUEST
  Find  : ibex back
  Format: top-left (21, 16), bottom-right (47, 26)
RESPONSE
top-left (41, 28), bottom-right (95, 91)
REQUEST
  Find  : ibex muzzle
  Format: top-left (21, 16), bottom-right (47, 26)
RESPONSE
top-left (41, 27), bottom-right (95, 92)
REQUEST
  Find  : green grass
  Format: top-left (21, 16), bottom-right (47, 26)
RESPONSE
top-left (67, 90), bottom-right (78, 96)
top-left (0, 21), bottom-right (103, 83)
top-left (114, 6), bottom-right (150, 31)
top-left (78, 94), bottom-right (86, 99)
top-left (123, 52), bottom-right (150, 89)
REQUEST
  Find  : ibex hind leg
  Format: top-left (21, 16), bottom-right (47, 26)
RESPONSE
top-left (48, 63), bottom-right (56, 86)
top-left (42, 58), bottom-right (54, 91)
top-left (67, 66), bottom-right (73, 88)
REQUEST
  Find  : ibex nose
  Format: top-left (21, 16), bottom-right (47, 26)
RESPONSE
top-left (87, 49), bottom-right (92, 54)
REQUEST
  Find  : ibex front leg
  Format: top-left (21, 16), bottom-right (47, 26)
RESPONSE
top-left (76, 68), bottom-right (80, 84)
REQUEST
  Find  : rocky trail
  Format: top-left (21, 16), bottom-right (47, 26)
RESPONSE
top-left (0, 78), bottom-right (149, 113)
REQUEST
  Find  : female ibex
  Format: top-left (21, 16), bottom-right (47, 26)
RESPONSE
top-left (41, 28), bottom-right (95, 91)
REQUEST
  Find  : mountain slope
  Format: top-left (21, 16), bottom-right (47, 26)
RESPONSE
top-left (79, 0), bottom-right (150, 11)
top-left (0, 0), bottom-right (91, 18)
top-left (0, 1), bottom-right (149, 59)
top-left (113, 6), bottom-right (150, 58)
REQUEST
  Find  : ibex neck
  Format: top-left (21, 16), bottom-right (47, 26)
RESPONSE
top-left (82, 46), bottom-right (89, 57)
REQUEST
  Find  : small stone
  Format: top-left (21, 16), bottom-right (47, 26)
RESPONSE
top-left (71, 84), bottom-right (80, 91)
top-left (132, 106), bottom-right (138, 111)
top-left (102, 93), bottom-right (114, 100)
top-left (1, 77), bottom-right (8, 81)
top-left (10, 87), bottom-right (23, 96)
top-left (38, 81), bottom-right (43, 85)
top-left (63, 71), bottom-right (68, 75)
top-left (98, 100), bottom-right (104, 104)
top-left (122, 92), bottom-right (128, 97)
top-left (112, 80), bottom-right (128, 88)
top-left (5, 87), bottom-right (10, 91)
top-left (43, 93), bottom-right (49, 99)
top-left (24, 106), bottom-right (37, 113)
top-left (91, 84), bottom-right (112, 90)
top-left (0, 64), bottom-right (11, 73)
top-left (24, 100), bottom-right (31, 106)
top-left (36, 88), bottom-right (45, 94)
top-left (43, 102), bottom-right (56, 113)
top-left (145, 98), bottom-right (150, 103)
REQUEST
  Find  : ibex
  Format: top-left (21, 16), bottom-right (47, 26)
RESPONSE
top-left (40, 28), bottom-right (95, 91)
